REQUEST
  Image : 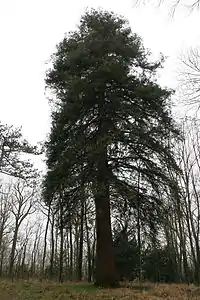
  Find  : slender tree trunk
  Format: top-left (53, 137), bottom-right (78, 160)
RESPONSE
top-left (74, 221), bottom-right (79, 280)
top-left (64, 237), bottom-right (69, 279)
top-left (55, 226), bottom-right (59, 278)
top-left (21, 244), bottom-right (27, 278)
top-left (42, 204), bottom-right (51, 278)
top-left (0, 245), bottom-right (5, 276)
top-left (9, 222), bottom-right (19, 277)
top-left (191, 171), bottom-right (200, 283)
top-left (92, 227), bottom-right (96, 281)
top-left (176, 197), bottom-right (189, 283)
top-left (59, 202), bottom-right (64, 283)
top-left (188, 195), bottom-right (200, 283)
top-left (78, 198), bottom-right (84, 281)
top-left (69, 223), bottom-right (73, 280)
top-left (136, 170), bottom-right (142, 281)
top-left (184, 195), bottom-right (196, 275)
top-left (0, 225), bottom-right (4, 254)
top-left (50, 214), bottom-right (55, 279)
top-left (34, 234), bottom-right (41, 279)
top-left (16, 250), bottom-right (22, 279)
top-left (31, 240), bottom-right (37, 276)
top-left (85, 208), bottom-right (92, 282)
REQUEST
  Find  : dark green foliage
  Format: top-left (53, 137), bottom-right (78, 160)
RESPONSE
top-left (113, 224), bottom-right (179, 283)
top-left (0, 122), bottom-right (39, 179)
top-left (113, 230), bottom-right (140, 281)
top-left (43, 8), bottom-right (180, 286)
top-left (143, 246), bottom-right (179, 283)
top-left (44, 8), bottom-right (179, 201)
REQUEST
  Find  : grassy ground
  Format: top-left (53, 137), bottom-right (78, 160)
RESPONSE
top-left (0, 280), bottom-right (200, 299)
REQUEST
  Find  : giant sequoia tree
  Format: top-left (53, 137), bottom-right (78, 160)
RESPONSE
top-left (44, 9), bottom-right (179, 287)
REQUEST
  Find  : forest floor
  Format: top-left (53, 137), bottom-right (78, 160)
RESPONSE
top-left (0, 280), bottom-right (200, 299)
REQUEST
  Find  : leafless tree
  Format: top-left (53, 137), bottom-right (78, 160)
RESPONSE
top-left (178, 47), bottom-right (200, 109)
top-left (171, 118), bottom-right (200, 282)
top-left (0, 183), bottom-right (12, 253)
top-left (134, 0), bottom-right (200, 14)
top-left (30, 221), bottom-right (43, 278)
top-left (0, 182), bottom-right (12, 275)
top-left (8, 180), bottom-right (38, 277)
top-left (41, 202), bottom-right (51, 278)
top-left (16, 223), bottom-right (33, 278)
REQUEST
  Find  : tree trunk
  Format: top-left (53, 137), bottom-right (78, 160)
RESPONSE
top-left (59, 202), bottom-right (64, 283)
top-left (95, 194), bottom-right (117, 286)
top-left (21, 243), bottom-right (27, 278)
top-left (50, 214), bottom-right (55, 279)
top-left (64, 237), bottom-right (69, 279)
top-left (0, 224), bottom-right (4, 254)
top-left (93, 101), bottom-right (118, 287)
top-left (42, 204), bottom-right (51, 278)
top-left (69, 223), bottom-right (73, 280)
top-left (55, 226), bottom-right (59, 278)
top-left (136, 170), bottom-right (142, 281)
top-left (94, 149), bottom-right (118, 287)
top-left (0, 245), bottom-right (5, 276)
top-left (176, 197), bottom-right (189, 283)
top-left (92, 227), bottom-right (96, 281)
top-left (78, 198), bottom-right (84, 281)
top-left (31, 227), bottom-right (40, 277)
top-left (85, 208), bottom-right (92, 282)
top-left (9, 222), bottom-right (19, 277)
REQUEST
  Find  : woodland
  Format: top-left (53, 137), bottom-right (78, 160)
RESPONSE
top-left (1, 4), bottom-right (200, 298)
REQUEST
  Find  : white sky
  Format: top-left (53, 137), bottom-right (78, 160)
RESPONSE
top-left (0, 0), bottom-right (199, 169)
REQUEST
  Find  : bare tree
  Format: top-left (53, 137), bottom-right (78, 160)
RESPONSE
top-left (171, 118), bottom-right (200, 282)
top-left (178, 47), bottom-right (200, 109)
top-left (134, 0), bottom-right (200, 14)
top-left (0, 182), bottom-right (12, 275)
top-left (0, 184), bottom-right (11, 253)
top-left (9, 180), bottom-right (37, 277)
top-left (41, 202), bottom-right (51, 278)
top-left (30, 222), bottom-right (43, 278)
top-left (16, 223), bottom-right (33, 278)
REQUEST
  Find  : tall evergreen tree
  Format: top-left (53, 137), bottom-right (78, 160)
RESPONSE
top-left (44, 9), bottom-right (179, 287)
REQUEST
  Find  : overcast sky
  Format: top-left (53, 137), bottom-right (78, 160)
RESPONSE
top-left (0, 0), bottom-right (199, 169)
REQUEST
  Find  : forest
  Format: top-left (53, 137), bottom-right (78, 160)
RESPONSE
top-left (1, 3), bottom-right (200, 299)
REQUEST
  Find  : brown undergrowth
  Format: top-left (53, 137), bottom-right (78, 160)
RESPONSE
top-left (0, 280), bottom-right (200, 299)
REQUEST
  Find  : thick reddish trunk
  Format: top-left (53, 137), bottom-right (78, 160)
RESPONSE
top-left (95, 193), bottom-right (118, 287)
top-left (94, 157), bottom-right (118, 287)
top-left (94, 102), bottom-right (119, 287)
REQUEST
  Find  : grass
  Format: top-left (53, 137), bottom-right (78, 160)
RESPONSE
top-left (0, 280), bottom-right (200, 299)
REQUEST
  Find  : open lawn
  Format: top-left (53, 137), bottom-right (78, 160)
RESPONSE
top-left (0, 281), bottom-right (200, 299)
